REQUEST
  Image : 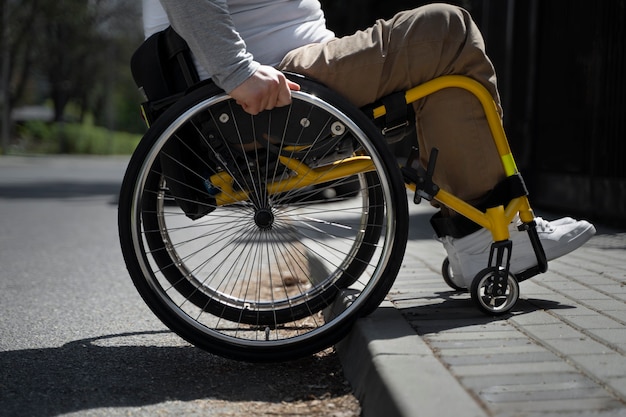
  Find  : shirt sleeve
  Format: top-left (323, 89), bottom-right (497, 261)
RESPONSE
top-left (158, 0), bottom-right (260, 93)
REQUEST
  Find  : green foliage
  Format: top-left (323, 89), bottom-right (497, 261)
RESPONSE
top-left (114, 89), bottom-right (148, 134)
top-left (15, 121), bottom-right (142, 155)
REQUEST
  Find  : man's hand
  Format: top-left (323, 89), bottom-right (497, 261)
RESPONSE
top-left (229, 66), bottom-right (300, 115)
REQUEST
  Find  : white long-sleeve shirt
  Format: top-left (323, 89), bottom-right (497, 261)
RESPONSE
top-left (143, 0), bottom-right (334, 92)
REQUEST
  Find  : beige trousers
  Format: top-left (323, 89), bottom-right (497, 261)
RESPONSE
top-left (279, 3), bottom-right (506, 205)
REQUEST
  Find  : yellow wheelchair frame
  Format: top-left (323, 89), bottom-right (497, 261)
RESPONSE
top-left (376, 75), bottom-right (536, 242)
top-left (120, 72), bottom-right (552, 362)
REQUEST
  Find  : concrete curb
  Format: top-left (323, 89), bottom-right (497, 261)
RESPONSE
top-left (336, 302), bottom-right (487, 417)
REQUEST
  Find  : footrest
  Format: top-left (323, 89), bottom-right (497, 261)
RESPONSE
top-left (515, 265), bottom-right (543, 283)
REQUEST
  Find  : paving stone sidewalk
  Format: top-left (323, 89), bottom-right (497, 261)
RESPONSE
top-left (338, 203), bottom-right (626, 417)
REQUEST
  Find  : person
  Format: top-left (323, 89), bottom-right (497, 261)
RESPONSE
top-left (142, 0), bottom-right (596, 289)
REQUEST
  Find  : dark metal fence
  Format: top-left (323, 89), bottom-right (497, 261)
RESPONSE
top-left (320, 0), bottom-right (626, 225)
top-left (476, 0), bottom-right (626, 225)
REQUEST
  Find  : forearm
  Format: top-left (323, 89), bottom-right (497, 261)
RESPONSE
top-left (159, 0), bottom-right (259, 92)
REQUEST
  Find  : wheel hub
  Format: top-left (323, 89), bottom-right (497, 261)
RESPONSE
top-left (254, 208), bottom-right (274, 229)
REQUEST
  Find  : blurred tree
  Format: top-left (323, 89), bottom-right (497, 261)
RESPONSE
top-left (34, 0), bottom-right (141, 125)
top-left (1, 0), bottom-right (41, 152)
top-left (0, 0), bottom-right (143, 152)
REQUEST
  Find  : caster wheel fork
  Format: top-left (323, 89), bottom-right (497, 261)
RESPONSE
top-left (470, 267), bottom-right (519, 316)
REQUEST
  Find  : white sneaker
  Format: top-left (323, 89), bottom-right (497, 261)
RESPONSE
top-left (439, 218), bottom-right (579, 289)
top-left (440, 217), bottom-right (579, 288)
top-left (439, 235), bottom-right (467, 289)
top-left (442, 217), bottom-right (596, 288)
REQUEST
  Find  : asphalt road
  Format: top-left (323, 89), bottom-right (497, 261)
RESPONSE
top-left (0, 155), bottom-right (359, 417)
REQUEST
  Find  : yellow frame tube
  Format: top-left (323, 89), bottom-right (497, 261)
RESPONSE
top-left (212, 156), bottom-right (375, 206)
top-left (373, 75), bottom-right (518, 176)
top-left (392, 76), bottom-right (536, 241)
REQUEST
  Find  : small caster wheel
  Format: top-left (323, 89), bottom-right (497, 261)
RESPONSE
top-left (441, 257), bottom-right (466, 292)
top-left (470, 267), bottom-right (519, 316)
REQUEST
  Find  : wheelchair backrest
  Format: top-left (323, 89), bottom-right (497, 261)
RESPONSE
top-left (130, 26), bottom-right (200, 125)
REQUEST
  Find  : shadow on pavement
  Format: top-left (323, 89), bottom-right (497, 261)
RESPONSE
top-left (398, 290), bottom-right (576, 335)
top-left (0, 331), bottom-right (348, 417)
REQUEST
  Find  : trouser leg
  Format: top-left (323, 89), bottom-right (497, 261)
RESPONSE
top-left (279, 3), bottom-right (506, 204)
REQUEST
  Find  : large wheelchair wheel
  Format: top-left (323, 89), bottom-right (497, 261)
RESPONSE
top-left (118, 74), bottom-right (408, 362)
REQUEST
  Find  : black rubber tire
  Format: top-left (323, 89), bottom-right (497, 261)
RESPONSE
top-left (441, 257), bottom-right (467, 292)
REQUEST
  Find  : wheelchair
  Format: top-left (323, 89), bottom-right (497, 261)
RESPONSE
top-left (118, 71), bottom-right (547, 362)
